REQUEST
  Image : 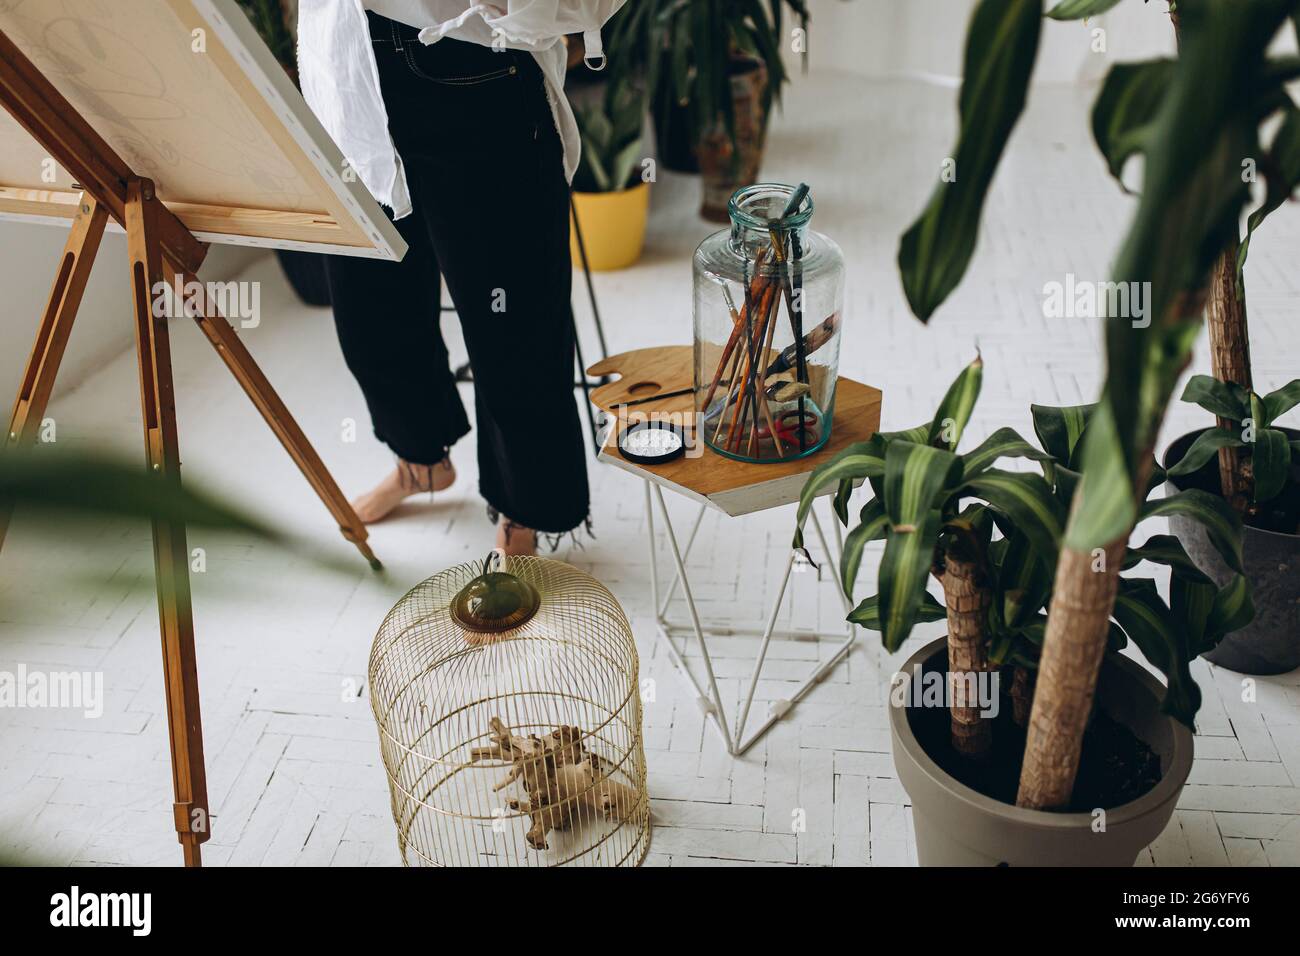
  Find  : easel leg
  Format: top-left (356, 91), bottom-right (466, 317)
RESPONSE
top-left (162, 254), bottom-right (380, 570)
top-left (0, 195), bottom-right (108, 548)
top-left (127, 181), bottom-right (209, 867)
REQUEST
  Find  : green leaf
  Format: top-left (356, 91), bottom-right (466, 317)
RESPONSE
top-left (1, 450), bottom-right (281, 539)
top-left (841, 498), bottom-right (889, 599)
top-left (877, 442), bottom-right (962, 649)
top-left (879, 423), bottom-right (933, 445)
top-left (950, 502), bottom-right (996, 556)
top-left (961, 426), bottom-right (1054, 479)
top-left (897, 0), bottom-right (1042, 320)
top-left (847, 589), bottom-right (947, 631)
top-left (1165, 427), bottom-right (1245, 478)
top-left (996, 528), bottom-right (1052, 628)
top-left (1262, 378), bottom-right (1300, 423)
top-left (883, 441), bottom-right (964, 525)
top-left (1030, 403), bottom-right (1095, 467)
top-left (927, 355), bottom-right (984, 450)
top-left (1052, 464), bottom-right (1081, 508)
top-left (1065, 402), bottom-right (1136, 551)
top-left (1140, 489), bottom-right (1245, 574)
top-left (1180, 374), bottom-right (1249, 422)
top-left (1238, 99), bottom-right (1300, 282)
top-left (792, 437), bottom-right (885, 549)
top-left (1102, 0), bottom-right (1294, 477)
top-left (1046, 0), bottom-right (1122, 19)
top-left (1112, 579), bottom-right (1200, 728)
top-left (1170, 571), bottom-right (1214, 654)
top-left (1205, 573), bottom-right (1255, 644)
top-left (1170, 571), bottom-right (1253, 659)
top-left (1091, 58), bottom-right (1176, 188)
top-left (1252, 426), bottom-right (1292, 503)
top-left (962, 469), bottom-right (1064, 576)
top-left (609, 139), bottom-right (644, 191)
top-left (1123, 533), bottom-right (1212, 585)
top-left (877, 510), bottom-right (946, 652)
top-left (832, 479), bottom-right (854, 526)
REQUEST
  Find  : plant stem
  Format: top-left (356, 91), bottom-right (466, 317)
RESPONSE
top-left (942, 554), bottom-right (994, 758)
top-left (1016, 535), bottom-right (1127, 809)
top-left (1010, 666), bottom-right (1034, 728)
top-left (1205, 235), bottom-right (1254, 515)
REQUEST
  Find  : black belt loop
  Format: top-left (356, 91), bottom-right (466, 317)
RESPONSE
top-left (390, 18), bottom-right (404, 52)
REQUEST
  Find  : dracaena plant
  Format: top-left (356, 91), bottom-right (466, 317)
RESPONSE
top-left (573, 78), bottom-right (647, 193)
top-left (792, 359), bottom-right (1252, 759)
top-left (606, 0), bottom-right (809, 155)
top-left (1091, 7), bottom-right (1300, 520)
top-left (1167, 376), bottom-right (1300, 528)
top-left (892, 0), bottom-right (1300, 809)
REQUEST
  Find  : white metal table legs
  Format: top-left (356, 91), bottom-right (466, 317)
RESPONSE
top-left (644, 480), bottom-right (858, 757)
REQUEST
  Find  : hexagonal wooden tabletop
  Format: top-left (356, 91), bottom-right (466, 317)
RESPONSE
top-left (588, 346), bottom-right (883, 517)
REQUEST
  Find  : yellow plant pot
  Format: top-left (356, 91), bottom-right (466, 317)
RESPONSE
top-left (570, 182), bottom-right (651, 272)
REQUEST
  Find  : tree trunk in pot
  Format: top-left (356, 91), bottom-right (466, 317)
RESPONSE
top-left (891, 637), bottom-right (1194, 866)
top-left (695, 59), bottom-right (769, 223)
top-left (1010, 666), bottom-right (1034, 727)
top-left (1205, 237), bottom-right (1254, 515)
top-left (941, 556), bottom-right (993, 757)
top-left (1016, 538), bottom-right (1127, 810)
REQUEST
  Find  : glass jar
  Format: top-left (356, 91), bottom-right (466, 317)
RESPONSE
top-left (693, 183), bottom-right (845, 463)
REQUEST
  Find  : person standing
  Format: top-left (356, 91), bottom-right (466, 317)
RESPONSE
top-left (297, 1), bottom-right (626, 554)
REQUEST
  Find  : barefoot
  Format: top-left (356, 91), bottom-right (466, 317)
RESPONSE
top-left (495, 519), bottom-right (538, 557)
top-left (351, 457), bottom-right (455, 524)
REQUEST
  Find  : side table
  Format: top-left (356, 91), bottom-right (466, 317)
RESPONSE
top-left (588, 346), bottom-right (883, 756)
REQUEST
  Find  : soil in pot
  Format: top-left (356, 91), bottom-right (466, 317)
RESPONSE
top-left (908, 657), bottom-right (1162, 811)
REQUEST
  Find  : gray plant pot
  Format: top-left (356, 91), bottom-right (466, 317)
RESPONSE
top-left (1163, 428), bottom-right (1300, 675)
top-left (889, 637), bottom-right (1193, 866)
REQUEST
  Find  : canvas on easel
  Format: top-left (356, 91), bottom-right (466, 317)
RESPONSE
top-left (0, 0), bottom-right (407, 867)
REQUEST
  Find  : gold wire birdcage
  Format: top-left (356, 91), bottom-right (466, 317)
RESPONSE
top-left (368, 554), bottom-right (650, 867)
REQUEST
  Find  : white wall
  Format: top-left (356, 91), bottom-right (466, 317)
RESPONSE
top-left (803, 0), bottom-right (1176, 86)
top-left (0, 219), bottom-right (265, 406)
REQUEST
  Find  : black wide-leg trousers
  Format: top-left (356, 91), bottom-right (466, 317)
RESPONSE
top-left (325, 13), bottom-right (589, 535)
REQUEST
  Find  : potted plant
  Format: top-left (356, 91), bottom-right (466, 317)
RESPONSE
top-left (607, 0), bottom-right (810, 221)
top-left (899, 0), bottom-right (1300, 816)
top-left (571, 79), bottom-right (653, 271)
top-left (793, 358), bottom-right (1250, 864)
top-left (1146, 71), bottom-right (1300, 674)
top-left (790, 0), bottom-right (1296, 858)
top-left (235, 0), bottom-right (332, 307)
top-left (1164, 376), bottom-right (1300, 672)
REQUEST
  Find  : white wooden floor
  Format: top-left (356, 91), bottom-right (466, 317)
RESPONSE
top-left (2, 71), bottom-right (1298, 867)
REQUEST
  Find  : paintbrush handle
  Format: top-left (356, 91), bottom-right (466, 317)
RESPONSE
top-left (763, 313), bottom-right (840, 378)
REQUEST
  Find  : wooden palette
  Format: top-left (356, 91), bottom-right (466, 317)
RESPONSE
top-left (0, 0), bottom-right (404, 258)
top-left (589, 346), bottom-right (882, 517)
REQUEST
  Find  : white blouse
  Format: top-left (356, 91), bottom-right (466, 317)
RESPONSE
top-left (297, 1), bottom-right (627, 219)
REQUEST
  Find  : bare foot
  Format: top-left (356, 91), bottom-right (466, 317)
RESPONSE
top-left (351, 457), bottom-right (455, 524)
top-left (496, 519), bottom-right (538, 557)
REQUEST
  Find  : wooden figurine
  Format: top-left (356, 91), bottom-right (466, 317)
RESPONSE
top-left (470, 716), bottom-right (639, 850)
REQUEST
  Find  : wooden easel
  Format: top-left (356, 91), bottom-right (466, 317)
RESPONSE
top-left (0, 30), bottom-right (378, 867)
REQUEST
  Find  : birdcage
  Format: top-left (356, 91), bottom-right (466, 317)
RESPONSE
top-left (368, 554), bottom-right (650, 867)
